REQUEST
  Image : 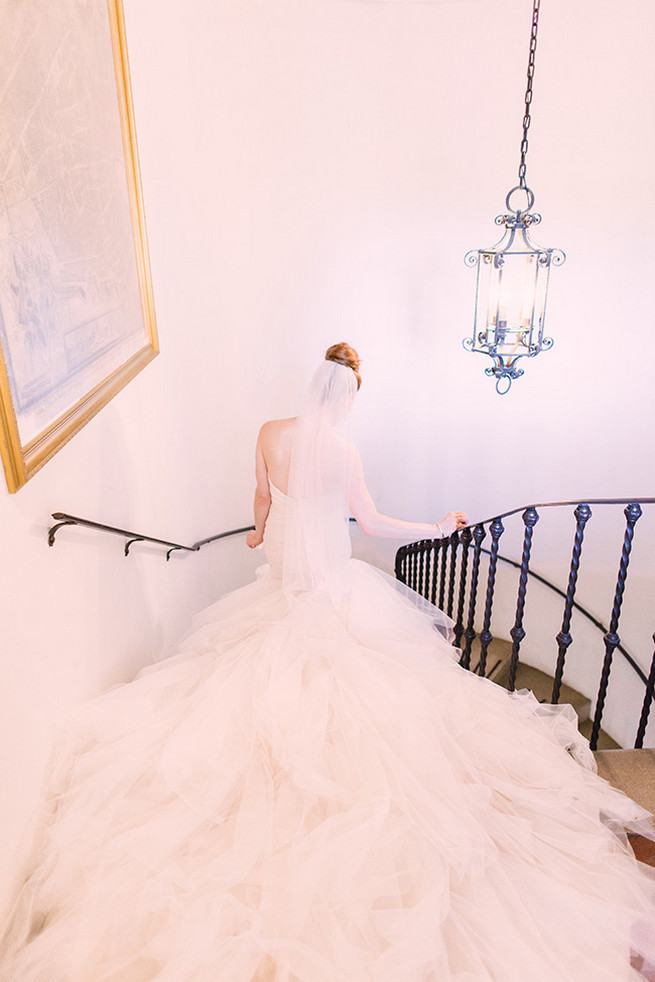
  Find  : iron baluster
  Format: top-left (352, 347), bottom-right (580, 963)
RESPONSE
top-left (423, 540), bottom-right (431, 599)
top-left (590, 503), bottom-right (642, 750)
top-left (438, 538), bottom-right (448, 610)
top-left (429, 541), bottom-right (439, 606)
top-left (552, 504), bottom-right (592, 703)
top-left (454, 527), bottom-right (472, 649)
top-left (478, 517), bottom-right (505, 676)
top-left (447, 534), bottom-right (458, 618)
top-left (635, 637), bottom-right (655, 749)
top-left (430, 540), bottom-right (438, 604)
top-left (427, 540), bottom-right (435, 602)
top-left (420, 542), bottom-right (428, 598)
top-left (461, 523), bottom-right (487, 671)
top-left (394, 547), bottom-right (406, 585)
top-left (420, 542), bottom-right (430, 602)
top-left (508, 508), bottom-right (539, 691)
top-left (408, 546), bottom-right (416, 591)
top-left (428, 540), bottom-right (438, 605)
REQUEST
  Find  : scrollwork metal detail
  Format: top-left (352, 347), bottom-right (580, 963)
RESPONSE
top-left (483, 362), bottom-right (525, 395)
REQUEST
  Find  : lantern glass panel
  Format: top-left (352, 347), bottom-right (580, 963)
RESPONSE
top-left (533, 254), bottom-right (552, 343)
top-left (493, 251), bottom-right (537, 355)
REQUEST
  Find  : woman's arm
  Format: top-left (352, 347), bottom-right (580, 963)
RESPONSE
top-left (348, 449), bottom-right (466, 540)
top-left (246, 428), bottom-right (272, 549)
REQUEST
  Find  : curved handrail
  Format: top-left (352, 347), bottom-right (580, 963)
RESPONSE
top-left (463, 496), bottom-right (655, 530)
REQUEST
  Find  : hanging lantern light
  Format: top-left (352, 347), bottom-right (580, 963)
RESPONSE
top-left (463, 0), bottom-right (565, 395)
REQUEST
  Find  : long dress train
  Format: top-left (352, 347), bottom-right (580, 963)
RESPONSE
top-left (1, 479), bottom-right (655, 981)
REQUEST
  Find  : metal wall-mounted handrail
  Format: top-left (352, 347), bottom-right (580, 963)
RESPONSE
top-left (47, 512), bottom-right (363, 559)
top-left (48, 512), bottom-right (255, 561)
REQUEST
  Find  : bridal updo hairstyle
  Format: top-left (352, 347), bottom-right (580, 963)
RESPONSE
top-left (325, 343), bottom-right (361, 390)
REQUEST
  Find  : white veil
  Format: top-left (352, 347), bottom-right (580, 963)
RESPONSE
top-left (283, 360), bottom-right (358, 604)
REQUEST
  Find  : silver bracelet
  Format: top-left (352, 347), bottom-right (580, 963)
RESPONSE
top-left (436, 522), bottom-right (444, 539)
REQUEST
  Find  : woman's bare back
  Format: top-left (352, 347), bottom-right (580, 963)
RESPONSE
top-left (257, 418), bottom-right (296, 495)
top-left (247, 416), bottom-right (465, 551)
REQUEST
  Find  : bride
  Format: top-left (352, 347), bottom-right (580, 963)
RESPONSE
top-left (1, 343), bottom-right (655, 981)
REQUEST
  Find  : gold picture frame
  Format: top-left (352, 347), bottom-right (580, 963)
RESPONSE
top-left (0, 0), bottom-right (158, 492)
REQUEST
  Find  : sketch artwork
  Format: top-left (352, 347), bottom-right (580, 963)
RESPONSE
top-left (0, 0), bottom-right (157, 488)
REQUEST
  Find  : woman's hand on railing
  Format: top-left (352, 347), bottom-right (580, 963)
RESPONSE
top-left (246, 529), bottom-right (264, 549)
top-left (437, 511), bottom-right (468, 537)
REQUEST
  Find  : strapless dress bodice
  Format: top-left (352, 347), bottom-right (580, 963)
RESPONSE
top-left (263, 482), bottom-right (288, 578)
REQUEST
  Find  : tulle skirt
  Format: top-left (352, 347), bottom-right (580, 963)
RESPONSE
top-left (1, 559), bottom-right (655, 981)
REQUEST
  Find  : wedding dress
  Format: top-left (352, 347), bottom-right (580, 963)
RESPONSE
top-left (2, 362), bottom-right (655, 982)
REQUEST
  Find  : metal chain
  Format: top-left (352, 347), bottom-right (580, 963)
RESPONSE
top-left (518, 0), bottom-right (540, 190)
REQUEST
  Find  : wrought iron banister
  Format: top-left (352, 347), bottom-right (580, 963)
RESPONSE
top-left (395, 499), bottom-right (655, 751)
top-left (478, 547), bottom-right (648, 687)
top-left (48, 512), bottom-right (255, 560)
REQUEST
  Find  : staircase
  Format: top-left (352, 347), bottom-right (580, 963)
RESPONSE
top-left (471, 637), bottom-right (619, 749)
top-left (396, 506), bottom-right (655, 978)
top-left (472, 637), bottom-right (655, 875)
top-left (450, 635), bottom-right (655, 975)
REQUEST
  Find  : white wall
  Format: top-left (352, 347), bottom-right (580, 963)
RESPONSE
top-left (1, 0), bottom-right (654, 914)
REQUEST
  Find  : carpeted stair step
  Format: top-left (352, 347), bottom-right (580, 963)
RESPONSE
top-left (465, 637), bottom-right (593, 724)
top-left (593, 749), bottom-right (655, 817)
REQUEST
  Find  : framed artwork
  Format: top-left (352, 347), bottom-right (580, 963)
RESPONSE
top-left (0, 0), bottom-right (158, 492)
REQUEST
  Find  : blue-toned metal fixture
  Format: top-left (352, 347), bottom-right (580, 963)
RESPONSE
top-left (463, 0), bottom-right (565, 394)
top-left (463, 186), bottom-right (565, 395)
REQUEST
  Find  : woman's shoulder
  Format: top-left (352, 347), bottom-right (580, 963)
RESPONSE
top-left (259, 417), bottom-right (296, 441)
